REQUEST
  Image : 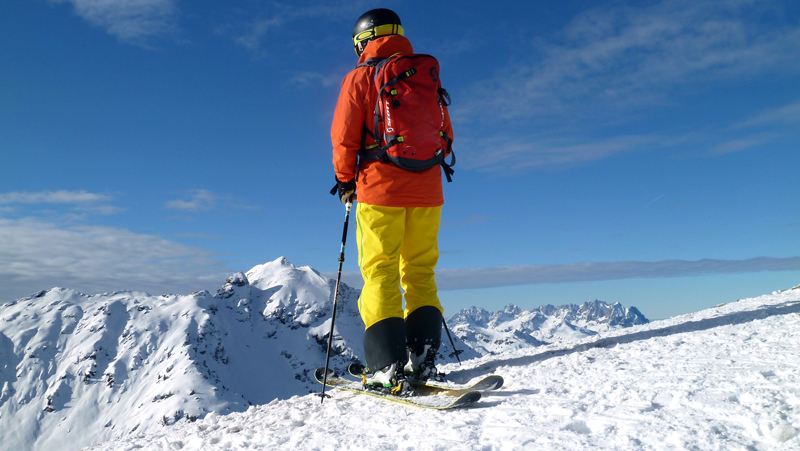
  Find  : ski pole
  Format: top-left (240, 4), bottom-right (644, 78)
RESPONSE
top-left (442, 319), bottom-right (463, 365)
top-left (320, 200), bottom-right (352, 403)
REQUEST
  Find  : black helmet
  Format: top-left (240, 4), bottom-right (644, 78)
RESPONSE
top-left (352, 8), bottom-right (403, 56)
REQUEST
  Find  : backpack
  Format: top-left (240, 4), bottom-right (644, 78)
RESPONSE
top-left (358, 53), bottom-right (456, 182)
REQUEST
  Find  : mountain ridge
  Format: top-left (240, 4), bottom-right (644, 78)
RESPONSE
top-left (88, 286), bottom-right (800, 451)
top-left (0, 257), bottom-right (472, 451)
top-left (449, 299), bottom-right (649, 355)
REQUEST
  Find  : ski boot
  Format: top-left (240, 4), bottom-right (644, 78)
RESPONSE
top-left (404, 344), bottom-right (446, 382)
top-left (362, 362), bottom-right (417, 397)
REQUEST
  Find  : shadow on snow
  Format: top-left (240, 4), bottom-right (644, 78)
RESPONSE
top-left (449, 299), bottom-right (800, 382)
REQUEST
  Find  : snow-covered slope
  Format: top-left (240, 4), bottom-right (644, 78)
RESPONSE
top-left (89, 285), bottom-right (800, 451)
top-left (450, 300), bottom-right (649, 355)
top-left (0, 258), bottom-right (473, 451)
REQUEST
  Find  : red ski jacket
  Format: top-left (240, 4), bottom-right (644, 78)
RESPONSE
top-left (331, 35), bottom-right (454, 208)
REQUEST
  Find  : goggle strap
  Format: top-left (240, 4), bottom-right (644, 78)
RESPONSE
top-left (353, 24), bottom-right (405, 47)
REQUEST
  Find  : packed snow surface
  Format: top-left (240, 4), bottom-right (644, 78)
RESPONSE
top-left (88, 286), bottom-right (800, 451)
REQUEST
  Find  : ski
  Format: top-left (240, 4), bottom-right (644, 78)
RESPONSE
top-left (347, 362), bottom-right (504, 395)
top-left (314, 367), bottom-right (481, 410)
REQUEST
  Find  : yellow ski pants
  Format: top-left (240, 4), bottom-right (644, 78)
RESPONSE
top-left (356, 202), bottom-right (444, 330)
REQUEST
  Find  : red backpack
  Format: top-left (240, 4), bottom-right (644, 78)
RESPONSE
top-left (358, 53), bottom-right (456, 182)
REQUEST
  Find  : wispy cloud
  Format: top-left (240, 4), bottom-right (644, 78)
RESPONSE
top-left (231, 16), bottom-right (285, 55)
top-left (708, 134), bottom-right (777, 155)
top-left (737, 100), bottom-right (800, 128)
top-left (460, 133), bottom-right (659, 171)
top-left (223, 1), bottom-right (371, 56)
top-left (706, 99), bottom-right (800, 155)
top-left (330, 257), bottom-right (800, 291)
top-left (164, 189), bottom-right (219, 212)
top-left (164, 189), bottom-right (259, 213)
top-left (0, 217), bottom-right (228, 301)
top-left (459, 0), bottom-right (800, 124)
top-left (0, 190), bottom-right (111, 205)
top-left (289, 71), bottom-right (346, 88)
top-left (645, 195), bottom-right (665, 207)
top-left (174, 233), bottom-right (224, 239)
top-left (454, 0), bottom-right (800, 169)
top-left (51, 0), bottom-right (179, 45)
top-left (0, 190), bottom-right (122, 216)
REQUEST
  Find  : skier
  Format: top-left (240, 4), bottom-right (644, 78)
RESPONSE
top-left (331, 8), bottom-right (454, 396)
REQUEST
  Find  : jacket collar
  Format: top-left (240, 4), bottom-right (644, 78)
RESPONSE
top-left (358, 35), bottom-right (414, 64)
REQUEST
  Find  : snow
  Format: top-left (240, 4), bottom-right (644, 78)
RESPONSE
top-left (449, 300), bottom-right (648, 356)
top-left (0, 257), bottom-right (469, 451)
top-left (1, 258), bottom-right (798, 450)
top-left (84, 285), bottom-right (800, 451)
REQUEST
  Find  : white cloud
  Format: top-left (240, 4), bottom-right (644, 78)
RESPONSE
top-left (435, 257), bottom-right (800, 290)
top-left (289, 71), bottom-right (346, 88)
top-left (163, 190), bottom-right (259, 213)
top-left (738, 100), bottom-right (800, 128)
top-left (164, 189), bottom-right (218, 212)
top-left (225, 1), bottom-right (370, 55)
top-left (0, 217), bottom-right (228, 302)
top-left (705, 99), bottom-right (800, 155)
top-left (0, 190), bottom-right (122, 217)
top-left (329, 257), bottom-right (800, 291)
top-left (51, 0), bottom-right (179, 44)
top-left (709, 135), bottom-right (775, 155)
top-left (450, 0), bottom-right (800, 170)
top-left (460, 134), bottom-right (658, 171)
top-left (459, 0), bottom-right (800, 124)
top-left (0, 190), bottom-right (112, 205)
top-left (232, 16), bottom-right (285, 55)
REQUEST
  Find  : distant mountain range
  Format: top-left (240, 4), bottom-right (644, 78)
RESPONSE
top-left (0, 257), bottom-right (646, 451)
top-left (448, 300), bottom-right (649, 355)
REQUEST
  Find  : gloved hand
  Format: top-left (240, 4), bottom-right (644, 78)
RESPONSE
top-left (332, 177), bottom-right (357, 204)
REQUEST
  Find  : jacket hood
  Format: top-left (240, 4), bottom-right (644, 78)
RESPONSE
top-left (358, 34), bottom-right (414, 63)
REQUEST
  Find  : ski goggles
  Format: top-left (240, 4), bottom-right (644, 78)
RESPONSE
top-left (353, 24), bottom-right (405, 55)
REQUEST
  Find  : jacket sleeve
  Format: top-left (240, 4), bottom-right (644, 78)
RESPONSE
top-left (331, 70), bottom-right (368, 183)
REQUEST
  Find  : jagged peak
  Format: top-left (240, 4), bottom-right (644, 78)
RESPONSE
top-left (501, 304), bottom-right (523, 315)
top-left (215, 272), bottom-right (250, 299)
top-left (449, 305), bottom-right (493, 326)
top-left (246, 257), bottom-right (297, 282)
top-left (582, 299), bottom-right (611, 308)
top-left (455, 305), bottom-right (492, 315)
top-left (14, 287), bottom-right (90, 305)
top-left (226, 272), bottom-right (249, 287)
top-left (244, 257), bottom-right (332, 293)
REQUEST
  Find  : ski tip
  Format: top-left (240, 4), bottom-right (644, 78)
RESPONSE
top-left (487, 375), bottom-right (504, 390)
top-left (451, 391), bottom-right (481, 408)
top-left (466, 374), bottom-right (504, 391)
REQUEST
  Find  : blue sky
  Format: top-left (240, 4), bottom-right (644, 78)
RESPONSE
top-left (2, 0), bottom-right (799, 319)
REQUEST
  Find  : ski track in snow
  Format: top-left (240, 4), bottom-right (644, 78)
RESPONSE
top-left (86, 289), bottom-right (800, 451)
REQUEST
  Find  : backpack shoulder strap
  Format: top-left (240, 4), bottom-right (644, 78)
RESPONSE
top-left (356, 57), bottom-right (384, 68)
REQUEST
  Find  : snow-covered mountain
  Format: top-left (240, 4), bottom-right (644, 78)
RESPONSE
top-left (8, 256), bottom-right (797, 451)
top-left (449, 301), bottom-right (649, 355)
top-left (90, 284), bottom-right (800, 451)
top-left (0, 257), bottom-right (471, 451)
